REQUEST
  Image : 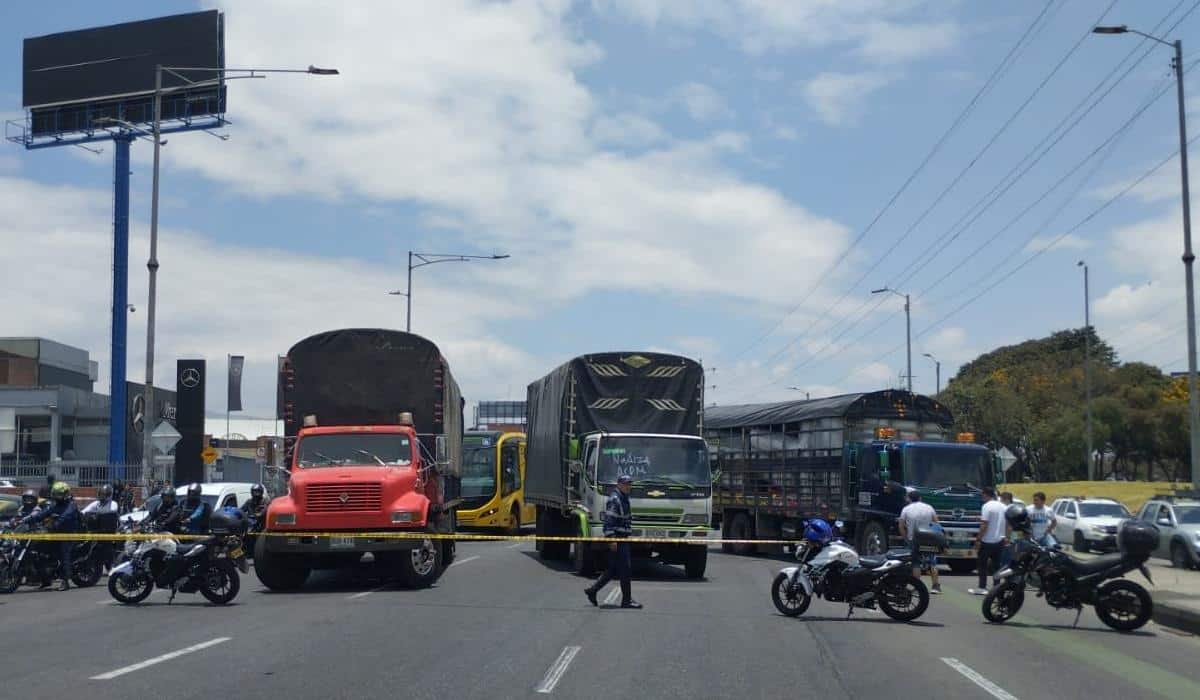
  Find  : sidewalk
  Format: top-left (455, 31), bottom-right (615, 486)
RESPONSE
top-left (1140, 559), bottom-right (1200, 635)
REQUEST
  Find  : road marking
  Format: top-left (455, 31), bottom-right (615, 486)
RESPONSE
top-left (535, 645), bottom-right (581, 694)
top-left (347, 585), bottom-right (387, 600)
top-left (941, 658), bottom-right (1018, 700)
top-left (449, 555), bottom-right (480, 568)
top-left (506, 542), bottom-right (524, 549)
top-left (91, 637), bottom-right (231, 680)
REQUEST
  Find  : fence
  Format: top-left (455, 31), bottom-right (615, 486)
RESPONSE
top-left (0, 461), bottom-right (174, 489)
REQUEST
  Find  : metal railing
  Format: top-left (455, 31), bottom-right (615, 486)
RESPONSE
top-left (0, 461), bottom-right (173, 489)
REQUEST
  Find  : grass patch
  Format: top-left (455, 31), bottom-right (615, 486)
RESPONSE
top-left (1003, 481), bottom-right (1190, 513)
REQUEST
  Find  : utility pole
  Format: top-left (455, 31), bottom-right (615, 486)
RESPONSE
top-left (923, 353), bottom-right (941, 394)
top-left (1080, 261), bottom-right (1094, 480)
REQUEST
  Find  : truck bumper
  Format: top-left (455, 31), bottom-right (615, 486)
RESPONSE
top-left (262, 533), bottom-right (428, 554)
top-left (940, 527), bottom-right (978, 559)
top-left (587, 525), bottom-right (715, 543)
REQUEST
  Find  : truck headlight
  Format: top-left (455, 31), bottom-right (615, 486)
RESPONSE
top-left (275, 513), bottom-right (296, 526)
top-left (681, 513), bottom-right (708, 526)
top-left (1091, 525), bottom-right (1108, 534)
top-left (392, 511), bottom-right (418, 523)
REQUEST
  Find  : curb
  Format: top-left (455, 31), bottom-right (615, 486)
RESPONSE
top-left (1153, 599), bottom-right (1200, 635)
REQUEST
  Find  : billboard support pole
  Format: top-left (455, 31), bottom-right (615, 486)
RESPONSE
top-left (108, 133), bottom-right (133, 471)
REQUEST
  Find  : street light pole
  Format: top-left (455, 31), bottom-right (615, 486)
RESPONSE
top-left (873, 287), bottom-right (912, 393)
top-left (140, 64), bottom-right (339, 477)
top-left (922, 353), bottom-right (941, 394)
top-left (404, 251), bottom-right (511, 333)
top-left (1095, 25), bottom-right (1200, 490)
top-left (1079, 261), bottom-right (1094, 480)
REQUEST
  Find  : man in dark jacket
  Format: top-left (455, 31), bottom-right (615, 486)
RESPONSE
top-left (584, 474), bottom-right (641, 609)
top-left (240, 485), bottom-right (269, 527)
top-left (8, 490), bottom-right (39, 526)
top-left (21, 481), bottom-right (80, 590)
top-left (181, 484), bottom-right (212, 534)
top-left (147, 489), bottom-right (184, 533)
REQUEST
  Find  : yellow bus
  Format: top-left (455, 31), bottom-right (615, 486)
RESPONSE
top-left (457, 431), bottom-right (534, 533)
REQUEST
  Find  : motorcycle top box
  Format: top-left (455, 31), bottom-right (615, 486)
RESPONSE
top-left (209, 509), bottom-right (246, 535)
top-left (1117, 520), bottom-right (1158, 557)
top-left (915, 525), bottom-right (948, 550)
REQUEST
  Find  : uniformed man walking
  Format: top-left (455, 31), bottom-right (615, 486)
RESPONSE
top-left (585, 474), bottom-right (642, 609)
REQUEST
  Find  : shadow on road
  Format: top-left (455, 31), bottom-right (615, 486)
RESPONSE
top-left (989, 620), bottom-right (1156, 637)
top-left (791, 615), bottom-right (945, 627)
top-left (519, 550), bottom-right (708, 583)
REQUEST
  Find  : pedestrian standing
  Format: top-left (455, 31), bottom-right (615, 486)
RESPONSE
top-left (585, 474), bottom-right (641, 609)
top-left (897, 489), bottom-right (940, 595)
top-left (997, 491), bottom-right (1016, 569)
top-left (1027, 492), bottom-right (1058, 547)
top-left (898, 490), bottom-right (941, 594)
top-left (971, 486), bottom-right (1007, 595)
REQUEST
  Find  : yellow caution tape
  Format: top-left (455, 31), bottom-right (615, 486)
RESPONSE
top-left (3, 531), bottom-right (801, 546)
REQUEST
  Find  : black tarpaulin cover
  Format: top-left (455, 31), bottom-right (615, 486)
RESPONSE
top-left (525, 352), bottom-right (703, 505)
top-left (283, 329), bottom-right (462, 475)
top-left (704, 390), bottom-right (953, 430)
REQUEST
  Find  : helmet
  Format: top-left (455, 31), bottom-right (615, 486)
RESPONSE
top-left (186, 483), bottom-right (202, 504)
top-left (97, 484), bottom-right (113, 501)
top-left (161, 489), bottom-right (176, 504)
top-left (21, 489), bottom-right (37, 507)
top-left (251, 484), bottom-right (264, 499)
top-left (1005, 504), bottom-right (1030, 531)
top-left (803, 518), bottom-right (834, 545)
top-left (50, 481), bottom-right (71, 501)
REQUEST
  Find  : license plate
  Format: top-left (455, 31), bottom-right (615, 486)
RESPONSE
top-left (229, 547), bottom-right (244, 559)
top-left (645, 529), bottom-right (667, 539)
top-left (329, 537), bottom-right (355, 549)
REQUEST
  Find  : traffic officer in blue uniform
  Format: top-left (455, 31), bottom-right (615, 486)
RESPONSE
top-left (585, 474), bottom-right (642, 609)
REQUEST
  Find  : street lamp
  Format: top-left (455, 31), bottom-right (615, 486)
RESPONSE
top-left (1095, 24), bottom-right (1199, 489)
top-left (922, 353), bottom-right (941, 395)
top-left (786, 387), bottom-right (811, 400)
top-left (1079, 260), bottom-right (1094, 480)
top-left (405, 251), bottom-right (510, 332)
top-left (872, 287), bottom-right (912, 393)
top-left (140, 64), bottom-right (339, 476)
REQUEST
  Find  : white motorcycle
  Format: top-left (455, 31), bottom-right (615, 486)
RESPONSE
top-left (772, 526), bottom-right (932, 622)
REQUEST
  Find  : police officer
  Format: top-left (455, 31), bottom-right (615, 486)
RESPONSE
top-left (240, 485), bottom-right (269, 526)
top-left (10, 489), bottom-right (39, 525)
top-left (21, 481), bottom-right (80, 590)
top-left (147, 489), bottom-right (183, 532)
top-left (584, 474), bottom-right (641, 609)
top-left (181, 483), bottom-right (212, 534)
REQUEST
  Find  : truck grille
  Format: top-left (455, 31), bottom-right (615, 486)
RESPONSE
top-left (632, 513), bottom-right (681, 524)
top-left (306, 483), bottom-right (382, 513)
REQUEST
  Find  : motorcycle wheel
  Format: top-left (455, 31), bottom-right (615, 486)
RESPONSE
top-left (877, 575), bottom-right (930, 622)
top-left (771, 572), bottom-right (811, 617)
top-left (199, 559), bottom-right (240, 605)
top-left (108, 570), bottom-right (153, 605)
top-left (1095, 579), bottom-right (1153, 632)
top-left (71, 559), bottom-right (103, 588)
top-left (982, 582), bottom-right (1024, 623)
top-left (0, 563), bottom-right (19, 594)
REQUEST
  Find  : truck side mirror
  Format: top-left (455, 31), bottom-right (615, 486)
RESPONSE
top-left (435, 435), bottom-right (448, 464)
top-left (568, 437), bottom-right (580, 460)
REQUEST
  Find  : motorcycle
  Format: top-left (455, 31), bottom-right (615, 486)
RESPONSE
top-left (108, 529), bottom-right (247, 605)
top-left (0, 525), bottom-right (91, 592)
top-left (771, 524), bottom-right (935, 622)
top-left (982, 518), bottom-right (1158, 632)
top-left (69, 511), bottom-right (122, 588)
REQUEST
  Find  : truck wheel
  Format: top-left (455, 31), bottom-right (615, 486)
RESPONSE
top-left (253, 535), bottom-right (310, 591)
top-left (1073, 531), bottom-right (1089, 553)
top-left (728, 513), bottom-right (755, 556)
top-left (442, 540), bottom-right (456, 568)
top-left (573, 540), bottom-right (596, 577)
top-left (1171, 541), bottom-right (1196, 570)
top-left (684, 546), bottom-right (707, 579)
top-left (859, 520), bottom-right (888, 557)
top-left (947, 559), bottom-right (976, 575)
top-left (399, 538), bottom-right (441, 588)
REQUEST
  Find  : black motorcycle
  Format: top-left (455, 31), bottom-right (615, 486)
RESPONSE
top-left (0, 525), bottom-right (83, 592)
top-left (69, 511), bottom-right (122, 588)
top-left (983, 516), bottom-right (1158, 632)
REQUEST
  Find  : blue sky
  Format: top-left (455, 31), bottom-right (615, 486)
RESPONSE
top-left (3, 1), bottom-right (1198, 422)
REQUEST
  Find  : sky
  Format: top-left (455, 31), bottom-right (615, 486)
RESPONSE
top-left (3, 0), bottom-right (1200, 423)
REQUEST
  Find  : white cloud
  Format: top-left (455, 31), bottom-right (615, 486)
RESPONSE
top-left (1022, 234), bottom-right (1091, 253)
top-left (672, 82), bottom-right (732, 121)
top-left (803, 71), bottom-right (892, 126)
top-left (1091, 161), bottom-right (1183, 205)
top-left (590, 112), bottom-right (667, 148)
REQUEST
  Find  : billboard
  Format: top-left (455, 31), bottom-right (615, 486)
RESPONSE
top-left (124, 380), bottom-right (178, 466)
top-left (175, 359), bottom-right (207, 485)
top-left (22, 10), bottom-right (225, 137)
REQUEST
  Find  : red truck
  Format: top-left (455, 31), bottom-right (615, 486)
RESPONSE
top-left (254, 329), bottom-right (463, 590)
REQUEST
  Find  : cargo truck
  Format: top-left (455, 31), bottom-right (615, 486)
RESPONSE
top-left (706, 390), bottom-right (1003, 572)
top-left (255, 329), bottom-right (463, 590)
top-left (526, 352), bottom-right (713, 579)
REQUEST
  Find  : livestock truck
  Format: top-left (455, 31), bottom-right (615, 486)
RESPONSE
top-left (526, 352), bottom-right (714, 579)
top-left (255, 329), bottom-right (463, 590)
top-left (706, 390), bottom-right (1003, 572)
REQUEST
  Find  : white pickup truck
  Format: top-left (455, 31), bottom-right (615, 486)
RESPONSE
top-left (121, 482), bottom-right (259, 526)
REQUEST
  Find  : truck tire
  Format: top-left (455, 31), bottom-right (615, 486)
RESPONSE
top-left (253, 536), bottom-right (310, 591)
top-left (537, 508), bottom-right (571, 561)
top-left (947, 559), bottom-right (976, 575)
top-left (858, 520), bottom-right (889, 557)
top-left (684, 546), bottom-right (707, 579)
top-left (728, 513), bottom-right (755, 556)
top-left (573, 540), bottom-right (596, 577)
top-left (398, 538), bottom-right (441, 588)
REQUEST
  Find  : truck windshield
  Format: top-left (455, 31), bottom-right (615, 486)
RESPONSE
top-left (1080, 503), bottom-right (1131, 518)
top-left (1176, 506), bottom-right (1200, 524)
top-left (903, 447), bottom-right (988, 489)
top-left (297, 434), bottom-right (413, 467)
top-left (461, 447), bottom-right (497, 498)
top-left (596, 436), bottom-right (709, 487)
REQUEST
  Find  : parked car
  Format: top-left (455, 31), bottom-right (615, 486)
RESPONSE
top-left (121, 482), bottom-right (259, 526)
top-left (1050, 497), bottom-right (1131, 553)
top-left (1135, 497), bottom-right (1200, 570)
top-left (0, 494), bottom-right (19, 520)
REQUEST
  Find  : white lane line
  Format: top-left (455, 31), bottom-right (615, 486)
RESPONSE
top-left (535, 645), bottom-right (582, 694)
top-left (941, 658), bottom-right (1019, 700)
top-left (449, 555), bottom-right (480, 568)
top-left (91, 637), bottom-right (231, 680)
top-left (347, 585), bottom-right (387, 600)
top-left (506, 542), bottom-right (524, 549)
top-left (602, 586), bottom-right (621, 606)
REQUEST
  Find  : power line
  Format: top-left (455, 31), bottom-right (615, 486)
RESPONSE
top-left (727, 0), bottom-right (1060, 364)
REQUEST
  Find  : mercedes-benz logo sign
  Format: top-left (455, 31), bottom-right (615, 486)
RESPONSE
top-left (953, 508), bottom-right (965, 520)
top-left (180, 368), bottom-right (201, 388)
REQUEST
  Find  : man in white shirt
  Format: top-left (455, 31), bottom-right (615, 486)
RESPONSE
top-left (1026, 491), bottom-right (1057, 547)
top-left (971, 486), bottom-right (1008, 595)
top-left (898, 490), bottom-right (941, 594)
top-left (80, 484), bottom-right (118, 515)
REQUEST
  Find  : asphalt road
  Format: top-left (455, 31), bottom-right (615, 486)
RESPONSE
top-left (2, 541), bottom-right (1200, 699)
